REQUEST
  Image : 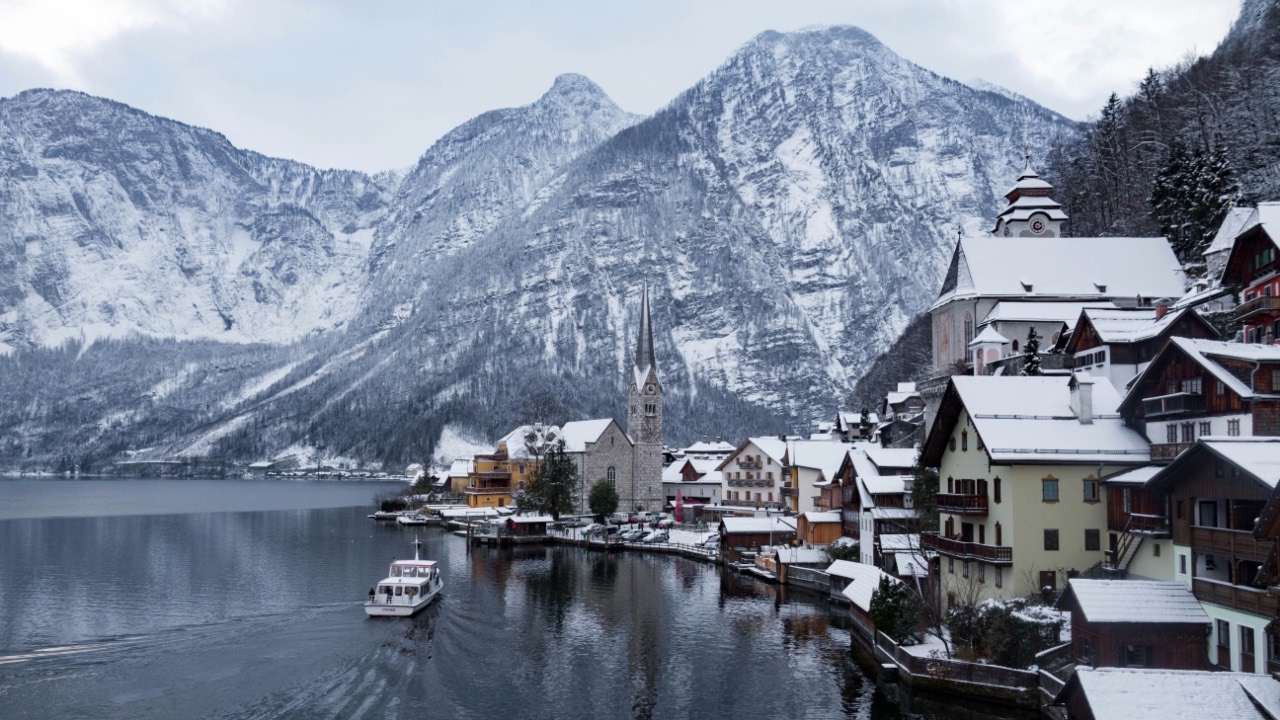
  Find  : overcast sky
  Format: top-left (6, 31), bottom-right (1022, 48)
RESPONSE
top-left (0, 0), bottom-right (1242, 173)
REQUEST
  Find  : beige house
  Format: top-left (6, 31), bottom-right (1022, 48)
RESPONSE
top-left (717, 437), bottom-right (788, 511)
top-left (787, 440), bottom-right (852, 514)
top-left (921, 374), bottom-right (1150, 606)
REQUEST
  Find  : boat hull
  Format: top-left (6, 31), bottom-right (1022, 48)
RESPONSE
top-left (363, 585), bottom-right (442, 617)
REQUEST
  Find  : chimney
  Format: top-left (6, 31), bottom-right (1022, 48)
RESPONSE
top-left (1154, 297), bottom-right (1171, 320)
top-left (702, 435), bottom-right (709, 443)
top-left (1070, 372), bottom-right (1094, 424)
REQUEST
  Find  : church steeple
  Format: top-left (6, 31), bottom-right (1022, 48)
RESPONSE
top-left (992, 149), bottom-right (1068, 237)
top-left (634, 281), bottom-right (657, 376)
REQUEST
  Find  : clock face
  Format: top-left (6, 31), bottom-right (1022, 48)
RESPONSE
top-left (1030, 218), bottom-right (1047, 234)
top-left (645, 383), bottom-right (656, 394)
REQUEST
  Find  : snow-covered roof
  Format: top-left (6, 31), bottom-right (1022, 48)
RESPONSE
top-left (934, 236), bottom-right (1185, 310)
top-left (789, 440), bottom-right (852, 480)
top-left (683, 439), bottom-right (736, 455)
top-left (1063, 579), bottom-right (1208, 624)
top-left (860, 475), bottom-right (908, 496)
top-left (835, 562), bottom-right (902, 612)
top-left (720, 517), bottom-right (796, 535)
top-left (943, 375), bottom-right (1150, 464)
top-left (508, 514), bottom-right (555, 524)
top-left (1127, 338), bottom-right (1280, 406)
top-left (983, 300), bottom-right (1114, 326)
top-left (836, 411), bottom-right (879, 428)
top-left (439, 507), bottom-right (500, 519)
top-left (1059, 667), bottom-right (1280, 720)
top-left (1076, 306), bottom-right (1193, 344)
top-left (1205, 205), bottom-right (1258, 255)
top-left (890, 552), bottom-right (930, 577)
top-left (717, 437), bottom-right (788, 470)
top-left (447, 458), bottom-right (475, 477)
top-left (559, 419), bottom-right (616, 452)
top-left (1102, 465), bottom-right (1160, 486)
top-left (869, 507), bottom-right (918, 520)
top-left (767, 545), bottom-right (829, 564)
top-left (498, 424), bottom-right (563, 460)
top-left (877, 534), bottom-right (919, 551)
top-left (1201, 438), bottom-right (1280, 489)
top-left (801, 510), bottom-right (842, 523)
top-left (863, 445), bottom-right (917, 472)
top-left (968, 325), bottom-right (1009, 347)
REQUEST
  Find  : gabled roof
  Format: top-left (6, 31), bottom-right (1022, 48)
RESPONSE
top-left (1054, 667), bottom-right (1280, 720)
top-left (800, 510), bottom-right (842, 523)
top-left (683, 439), bottom-right (736, 455)
top-left (836, 411), bottom-right (879, 429)
top-left (560, 418), bottom-right (620, 452)
top-left (1060, 579), bottom-right (1208, 624)
top-left (922, 375), bottom-right (1150, 466)
top-left (447, 458), bottom-right (475, 477)
top-left (498, 424), bottom-right (562, 459)
top-left (1148, 437), bottom-right (1280, 494)
top-left (1066, 306), bottom-right (1218, 352)
top-left (1221, 203), bottom-right (1280, 287)
top-left (1119, 337), bottom-right (1280, 417)
top-left (716, 437), bottom-right (787, 471)
top-left (1101, 465), bottom-right (1160, 486)
top-left (720, 517), bottom-right (796, 535)
top-left (789, 440), bottom-right (852, 480)
top-left (968, 325), bottom-right (1009, 347)
top-left (933, 236), bottom-right (1185, 310)
top-left (862, 445), bottom-right (918, 473)
top-left (982, 300), bottom-right (1114, 326)
top-left (833, 561), bottom-right (902, 613)
top-left (1205, 205), bottom-right (1258, 256)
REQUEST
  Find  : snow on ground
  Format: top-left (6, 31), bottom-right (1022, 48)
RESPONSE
top-left (431, 425), bottom-right (494, 466)
top-left (220, 361), bottom-right (301, 410)
top-left (149, 362), bottom-right (199, 400)
top-left (272, 443), bottom-right (364, 470)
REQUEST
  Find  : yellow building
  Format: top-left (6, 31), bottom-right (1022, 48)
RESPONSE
top-left (921, 374), bottom-right (1150, 606)
top-left (465, 424), bottom-right (558, 508)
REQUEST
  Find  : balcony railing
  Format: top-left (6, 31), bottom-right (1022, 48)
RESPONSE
top-left (1191, 525), bottom-right (1275, 562)
top-left (1142, 393), bottom-right (1205, 418)
top-left (1193, 577), bottom-right (1280, 617)
top-left (780, 486), bottom-right (797, 497)
top-left (936, 493), bottom-right (989, 516)
top-left (921, 533), bottom-right (1012, 565)
top-left (1150, 442), bottom-right (1192, 462)
top-left (1235, 295), bottom-right (1280, 323)
top-left (737, 460), bottom-right (763, 470)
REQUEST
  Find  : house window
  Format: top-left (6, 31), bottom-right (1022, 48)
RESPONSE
top-left (993, 478), bottom-right (1001, 504)
top-left (1042, 477), bottom-right (1059, 503)
top-left (949, 437), bottom-right (956, 452)
top-left (948, 557), bottom-right (954, 574)
top-left (964, 314), bottom-right (974, 347)
top-left (1083, 478), bottom-right (1100, 503)
top-left (995, 522), bottom-right (1002, 546)
top-left (1268, 631), bottom-right (1280, 671)
top-left (607, 466), bottom-right (616, 483)
top-left (994, 566), bottom-right (1003, 588)
top-left (1243, 626), bottom-right (1256, 663)
top-left (1123, 488), bottom-right (1132, 513)
top-left (1183, 378), bottom-right (1202, 394)
top-left (1181, 422), bottom-right (1194, 443)
top-left (1166, 425), bottom-right (1178, 443)
top-left (1218, 620), bottom-right (1231, 657)
top-left (948, 476), bottom-right (954, 493)
top-left (978, 564), bottom-right (985, 583)
top-left (1218, 380), bottom-right (1226, 395)
top-left (1273, 370), bottom-right (1280, 390)
top-left (1153, 543), bottom-right (1161, 557)
top-left (961, 430), bottom-right (968, 452)
top-left (1121, 645), bottom-right (1153, 668)
top-left (1085, 529), bottom-right (1100, 551)
top-left (1200, 421), bottom-right (1211, 436)
top-left (1044, 529), bottom-right (1060, 551)
top-left (962, 561), bottom-right (970, 578)
top-left (1179, 554), bottom-right (1187, 574)
top-left (1229, 419), bottom-right (1241, 436)
top-left (978, 525), bottom-right (985, 544)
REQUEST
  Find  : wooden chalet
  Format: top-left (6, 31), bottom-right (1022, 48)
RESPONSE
top-left (1117, 337), bottom-right (1280, 463)
top-left (1058, 579), bottom-right (1209, 670)
top-left (796, 511), bottom-right (843, 547)
top-left (1097, 465), bottom-right (1171, 579)
top-left (1146, 438), bottom-right (1280, 673)
top-left (1222, 203), bottom-right (1280, 343)
top-left (1064, 305), bottom-right (1219, 390)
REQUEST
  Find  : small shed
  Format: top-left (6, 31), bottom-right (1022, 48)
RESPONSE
top-left (796, 511), bottom-right (843, 546)
top-left (506, 514), bottom-right (554, 542)
top-left (1057, 579), bottom-right (1209, 669)
top-left (1053, 667), bottom-right (1280, 720)
top-left (720, 516), bottom-right (796, 551)
top-left (830, 560), bottom-right (901, 641)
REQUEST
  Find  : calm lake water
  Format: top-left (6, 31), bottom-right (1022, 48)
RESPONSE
top-left (0, 478), bottom-right (1019, 719)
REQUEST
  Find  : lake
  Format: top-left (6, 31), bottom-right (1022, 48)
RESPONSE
top-left (0, 478), bottom-right (1019, 719)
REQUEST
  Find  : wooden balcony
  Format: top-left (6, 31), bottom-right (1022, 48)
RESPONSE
top-left (1235, 295), bottom-right (1280, 323)
top-left (737, 460), bottom-right (763, 470)
top-left (936, 493), bottom-right (989, 516)
top-left (1142, 393), bottom-right (1205, 418)
top-left (779, 486), bottom-right (797, 497)
top-left (1191, 526), bottom-right (1275, 562)
top-left (1150, 442), bottom-right (1192, 462)
top-left (1193, 577), bottom-right (1280, 617)
top-left (921, 533), bottom-right (1012, 565)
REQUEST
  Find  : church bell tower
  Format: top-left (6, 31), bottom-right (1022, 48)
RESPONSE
top-left (627, 283), bottom-right (663, 512)
top-left (992, 150), bottom-right (1068, 238)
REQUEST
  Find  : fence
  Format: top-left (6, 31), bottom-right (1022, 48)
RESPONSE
top-left (786, 566), bottom-right (829, 593)
top-left (872, 630), bottom-right (1039, 708)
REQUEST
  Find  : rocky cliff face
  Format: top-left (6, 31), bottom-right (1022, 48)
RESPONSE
top-left (0, 27), bottom-right (1078, 467)
top-left (0, 89), bottom-right (393, 350)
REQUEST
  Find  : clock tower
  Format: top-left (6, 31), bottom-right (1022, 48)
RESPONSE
top-left (992, 150), bottom-right (1068, 238)
top-left (626, 283), bottom-right (663, 512)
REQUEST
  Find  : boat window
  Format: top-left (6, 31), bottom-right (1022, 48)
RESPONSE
top-left (395, 586), bottom-right (403, 596)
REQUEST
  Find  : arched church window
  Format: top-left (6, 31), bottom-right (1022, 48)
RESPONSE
top-left (607, 466), bottom-right (616, 484)
top-left (964, 314), bottom-right (974, 347)
top-left (1012, 339), bottom-right (1020, 353)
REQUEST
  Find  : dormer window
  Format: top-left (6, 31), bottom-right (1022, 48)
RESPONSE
top-left (1093, 282), bottom-right (1107, 293)
top-left (1020, 280), bottom-right (1034, 292)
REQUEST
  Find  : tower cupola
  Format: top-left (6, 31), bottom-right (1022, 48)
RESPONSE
top-left (992, 150), bottom-right (1068, 238)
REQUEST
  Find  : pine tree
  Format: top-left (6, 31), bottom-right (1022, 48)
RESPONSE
top-left (859, 405), bottom-right (872, 439)
top-left (1020, 326), bottom-right (1042, 376)
top-left (869, 576), bottom-right (920, 644)
top-left (588, 480), bottom-right (619, 522)
top-left (523, 439), bottom-right (578, 520)
top-left (1151, 136), bottom-right (1239, 272)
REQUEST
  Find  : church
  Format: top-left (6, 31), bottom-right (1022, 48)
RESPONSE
top-left (555, 284), bottom-right (665, 513)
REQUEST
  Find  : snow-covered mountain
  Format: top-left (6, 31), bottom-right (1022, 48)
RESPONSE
top-left (0, 26), bottom-right (1078, 468)
top-left (0, 89), bottom-right (394, 350)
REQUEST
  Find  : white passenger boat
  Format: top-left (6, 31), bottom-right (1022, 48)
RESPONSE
top-left (363, 538), bottom-right (443, 617)
top-left (396, 512), bottom-right (430, 526)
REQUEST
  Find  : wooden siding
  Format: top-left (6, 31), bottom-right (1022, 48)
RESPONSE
top-left (1166, 453), bottom-right (1273, 545)
top-left (1106, 485), bottom-right (1165, 533)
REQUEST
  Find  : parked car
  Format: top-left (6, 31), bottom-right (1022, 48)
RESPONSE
top-left (583, 523), bottom-right (605, 536)
top-left (604, 525), bottom-right (620, 536)
top-left (646, 531), bottom-right (669, 544)
top-left (699, 535), bottom-right (721, 548)
top-left (619, 529), bottom-right (645, 542)
top-left (655, 519), bottom-right (674, 529)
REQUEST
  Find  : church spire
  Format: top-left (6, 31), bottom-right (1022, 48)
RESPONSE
top-left (634, 282), bottom-right (656, 373)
